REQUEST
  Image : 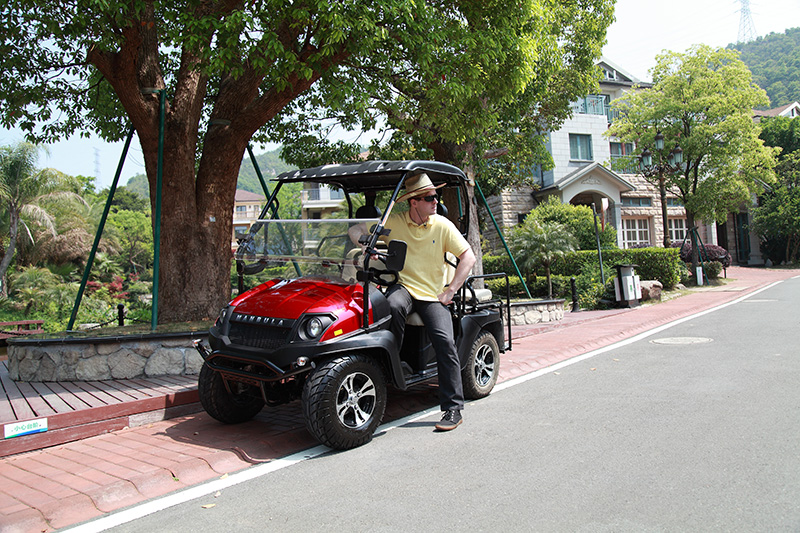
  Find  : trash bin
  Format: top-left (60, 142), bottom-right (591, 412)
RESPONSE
top-left (613, 264), bottom-right (641, 308)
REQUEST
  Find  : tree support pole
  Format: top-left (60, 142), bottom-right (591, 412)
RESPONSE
top-left (67, 126), bottom-right (135, 331)
top-left (151, 89), bottom-right (165, 331)
top-left (473, 180), bottom-right (531, 299)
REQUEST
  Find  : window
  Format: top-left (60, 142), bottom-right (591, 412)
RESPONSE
top-left (609, 142), bottom-right (634, 157)
top-left (236, 205), bottom-right (247, 213)
top-left (569, 134), bottom-right (593, 161)
top-left (623, 218), bottom-right (651, 248)
top-left (666, 197), bottom-right (683, 207)
top-left (669, 218), bottom-right (687, 242)
top-left (621, 197), bottom-right (652, 207)
top-left (610, 142), bottom-right (637, 172)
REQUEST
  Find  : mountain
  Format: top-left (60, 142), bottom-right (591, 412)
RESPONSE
top-left (236, 148), bottom-right (297, 195)
top-left (125, 147), bottom-right (295, 198)
top-left (732, 27), bottom-right (800, 109)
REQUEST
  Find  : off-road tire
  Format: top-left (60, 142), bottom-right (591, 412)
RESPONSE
top-left (198, 363), bottom-right (265, 424)
top-left (461, 331), bottom-right (499, 400)
top-left (302, 355), bottom-right (387, 450)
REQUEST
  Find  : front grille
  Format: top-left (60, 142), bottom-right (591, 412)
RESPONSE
top-left (228, 314), bottom-right (295, 350)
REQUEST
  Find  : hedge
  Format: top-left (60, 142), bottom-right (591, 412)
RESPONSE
top-left (483, 246), bottom-right (683, 290)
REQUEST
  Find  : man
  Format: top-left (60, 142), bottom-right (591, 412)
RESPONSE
top-left (349, 172), bottom-right (476, 431)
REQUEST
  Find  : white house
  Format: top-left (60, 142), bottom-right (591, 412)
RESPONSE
top-left (485, 57), bottom-right (762, 264)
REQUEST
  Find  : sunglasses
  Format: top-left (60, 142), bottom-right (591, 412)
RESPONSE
top-left (417, 194), bottom-right (439, 203)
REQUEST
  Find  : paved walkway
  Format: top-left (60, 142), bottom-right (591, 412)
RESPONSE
top-left (0, 266), bottom-right (796, 532)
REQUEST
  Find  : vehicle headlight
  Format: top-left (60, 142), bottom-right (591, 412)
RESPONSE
top-left (299, 314), bottom-right (334, 341)
top-left (305, 317), bottom-right (325, 339)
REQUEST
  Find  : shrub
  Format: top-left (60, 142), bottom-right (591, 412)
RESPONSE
top-left (701, 261), bottom-right (723, 280)
top-left (673, 241), bottom-right (731, 268)
top-left (527, 274), bottom-right (571, 299)
top-left (486, 274), bottom-right (528, 298)
top-left (550, 248), bottom-right (683, 289)
top-left (524, 196), bottom-right (617, 250)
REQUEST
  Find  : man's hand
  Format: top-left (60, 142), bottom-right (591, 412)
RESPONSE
top-left (438, 286), bottom-right (458, 306)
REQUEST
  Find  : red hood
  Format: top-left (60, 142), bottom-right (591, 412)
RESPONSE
top-left (231, 278), bottom-right (361, 319)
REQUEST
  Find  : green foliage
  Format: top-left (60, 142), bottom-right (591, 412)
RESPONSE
top-left (759, 117), bottom-right (800, 160)
top-left (509, 216), bottom-right (577, 298)
top-left (553, 248), bottom-right (683, 290)
top-left (483, 246), bottom-right (683, 307)
top-left (732, 27), bottom-right (800, 109)
top-left (702, 261), bottom-right (723, 280)
top-left (108, 209), bottom-right (153, 274)
top-left (101, 186), bottom-right (149, 213)
top-left (608, 45), bottom-right (778, 269)
top-left (573, 261), bottom-right (610, 310)
top-left (752, 150), bottom-right (800, 263)
top-left (266, 0), bottom-right (615, 195)
top-left (0, 142), bottom-right (86, 292)
top-left (523, 196), bottom-right (617, 250)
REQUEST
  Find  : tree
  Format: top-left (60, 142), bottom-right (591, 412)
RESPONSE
top-left (752, 150), bottom-right (800, 263)
top-left (607, 45), bottom-right (778, 273)
top-left (108, 209), bottom-right (153, 274)
top-left (2, 1), bottom-right (499, 323)
top-left (268, 0), bottom-right (614, 276)
top-left (526, 196), bottom-right (616, 251)
top-left (509, 219), bottom-right (577, 298)
top-left (0, 142), bottom-right (83, 296)
top-left (759, 116), bottom-right (800, 160)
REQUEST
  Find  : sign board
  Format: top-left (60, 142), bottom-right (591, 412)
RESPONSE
top-left (4, 418), bottom-right (48, 439)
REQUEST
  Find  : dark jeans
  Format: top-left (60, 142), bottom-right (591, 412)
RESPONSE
top-left (386, 285), bottom-right (464, 412)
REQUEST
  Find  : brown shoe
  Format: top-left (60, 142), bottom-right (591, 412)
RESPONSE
top-left (435, 409), bottom-right (462, 431)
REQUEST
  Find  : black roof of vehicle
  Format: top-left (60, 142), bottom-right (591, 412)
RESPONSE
top-left (274, 160), bottom-right (468, 193)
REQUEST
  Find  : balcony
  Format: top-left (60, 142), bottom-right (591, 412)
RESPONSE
top-left (572, 95), bottom-right (619, 124)
top-left (301, 186), bottom-right (345, 207)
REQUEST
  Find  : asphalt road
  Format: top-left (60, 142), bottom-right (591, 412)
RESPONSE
top-left (89, 277), bottom-right (800, 532)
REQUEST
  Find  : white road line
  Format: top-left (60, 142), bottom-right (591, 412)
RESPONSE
top-left (63, 279), bottom-right (786, 533)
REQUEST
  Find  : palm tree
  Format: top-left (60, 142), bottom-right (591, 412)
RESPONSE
top-left (510, 219), bottom-right (577, 299)
top-left (0, 142), bottom-right (84, 296)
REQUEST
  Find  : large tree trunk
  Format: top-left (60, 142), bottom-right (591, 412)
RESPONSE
top-left (429, 141), bottom-right (484, 280)
top-left (86, 6), bottom-right (348, 324)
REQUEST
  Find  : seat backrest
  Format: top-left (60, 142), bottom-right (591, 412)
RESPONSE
top-left (355, 205), bottom-right (382, 219)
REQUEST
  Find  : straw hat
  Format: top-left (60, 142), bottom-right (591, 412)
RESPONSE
top-left (397, 172), bottom-right (445, 202)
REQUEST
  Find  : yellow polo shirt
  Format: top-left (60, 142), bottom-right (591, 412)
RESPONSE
top-left (382, 211), bottom-right (470, 301)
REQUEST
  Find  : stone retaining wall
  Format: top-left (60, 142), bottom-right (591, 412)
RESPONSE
top-left (8, 333), bottom-right (207, 382)
top-left (8, 301), bottom-right (565, 382)
top-left (508, 299), bottom-right (565, 326)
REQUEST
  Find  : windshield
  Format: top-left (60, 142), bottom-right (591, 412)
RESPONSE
top-left (236, 217), bottom-right (380, 283)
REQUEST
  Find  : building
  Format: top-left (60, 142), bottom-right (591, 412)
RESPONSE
top-left (486, 57), bottom-right (761, 264)
top-left (232, 189), bottom-right (266, 248)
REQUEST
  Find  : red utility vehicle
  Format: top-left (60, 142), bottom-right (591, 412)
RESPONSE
top-left (195, 161), bottom-right (510, 449)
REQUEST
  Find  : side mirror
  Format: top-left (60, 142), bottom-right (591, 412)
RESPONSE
top-left (385, 240), bottom-right (407, 271)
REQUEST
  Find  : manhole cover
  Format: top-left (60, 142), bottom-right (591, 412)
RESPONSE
top-left (650, 337), bottom-right (713, 345)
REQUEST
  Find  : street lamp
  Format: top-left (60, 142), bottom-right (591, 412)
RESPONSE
top-left (638, 134), bottom-right (683, 248)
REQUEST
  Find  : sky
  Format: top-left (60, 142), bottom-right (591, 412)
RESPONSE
top-left (2, 0), bottom-right (799, 191)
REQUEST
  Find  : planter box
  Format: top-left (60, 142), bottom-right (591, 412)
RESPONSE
top-left (508, 299), bottom-right (565, 326)
top-left (7, 332), bottom-right (207, 382)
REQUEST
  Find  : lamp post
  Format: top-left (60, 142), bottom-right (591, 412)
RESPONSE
top-left (638, 132), bottom-right (683, 248)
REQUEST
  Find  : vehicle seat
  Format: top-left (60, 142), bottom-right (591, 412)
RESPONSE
top-left (405, 251), bottom-right (492, 326)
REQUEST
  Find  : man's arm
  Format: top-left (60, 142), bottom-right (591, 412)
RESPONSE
top-left (348, 222), bottom-right (369, 247)
top-left (439, 247), bottom-right (476, 305)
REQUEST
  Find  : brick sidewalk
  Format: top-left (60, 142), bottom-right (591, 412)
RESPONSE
top-left (1, 266), bottom-right (795, 532)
